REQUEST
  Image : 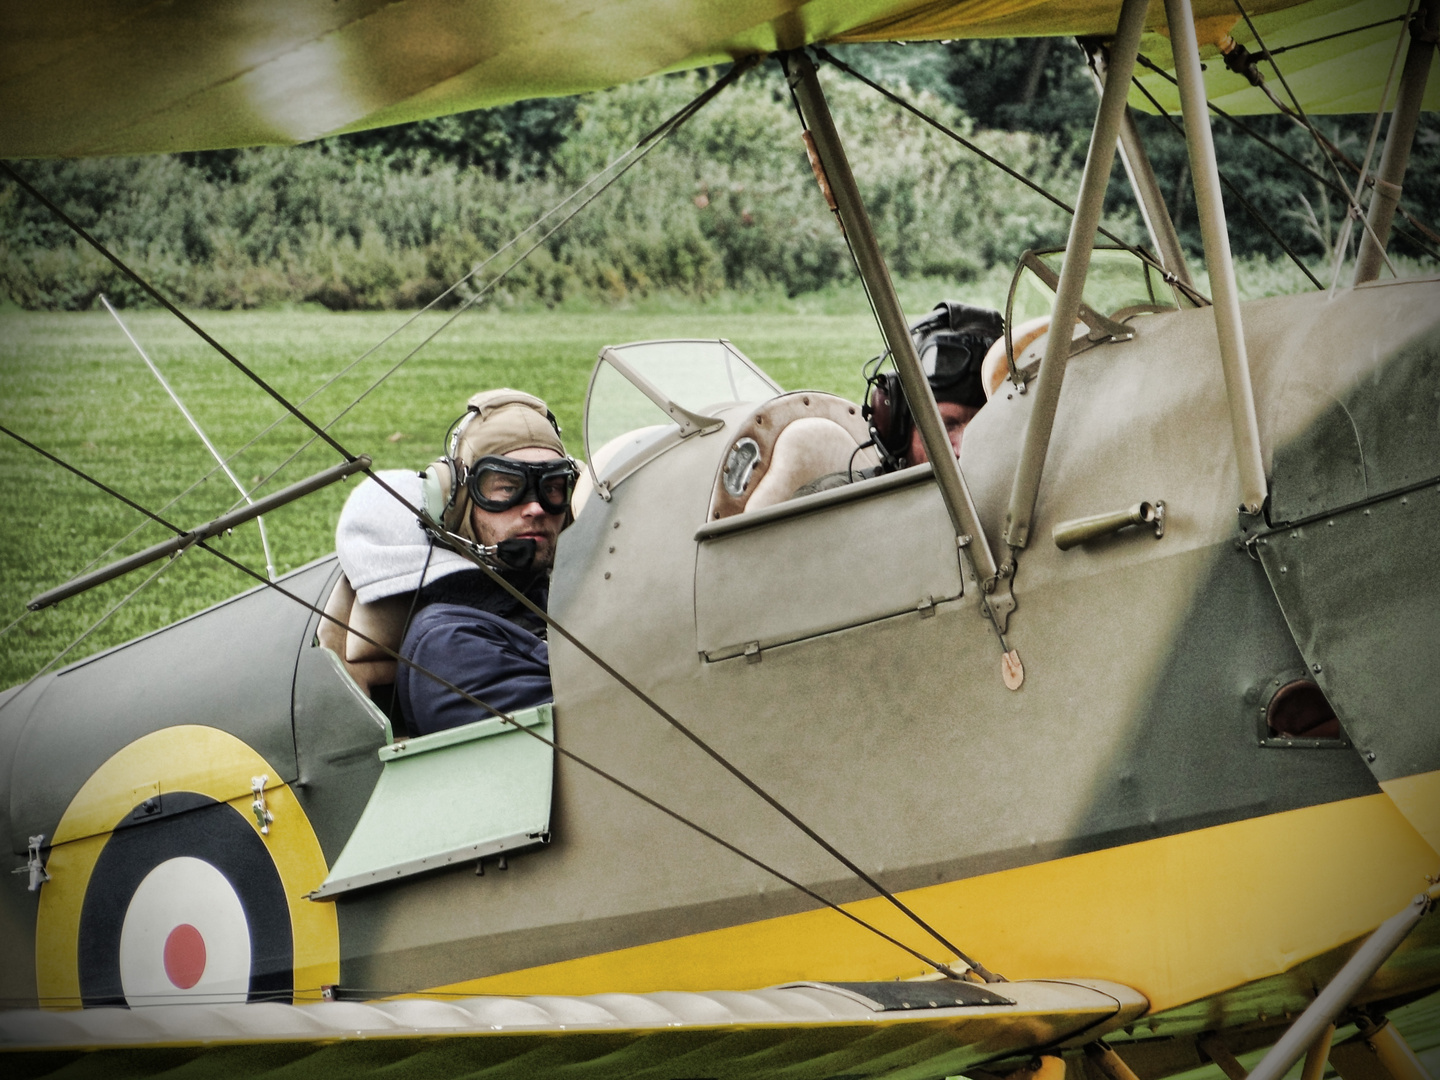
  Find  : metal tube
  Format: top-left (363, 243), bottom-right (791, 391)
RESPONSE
top-left (1299, 1024), bottom-right (1336, 1080)
top-left (28, 456), bottom-right (370, 610)
top-left (1086, 44), bottom-right (1196, 295)
top-left (1362, 1019), bottom-right (1432, 1080)
top-left (787, 52), bottom-right (997, 588)
top-left (1199, 1034), bottom-right (1252, 1080)
top-left (1246, 891), bottom-right (1431, 1080)
top-left (1163, 0), bottom-right (1268, 516)
top-left (1085, 1041), bottom-right (1144, 1080)
top-left (1002, 0), bottom-right (1149, 550)
top-left (1354, 0), bottom-right (1438, 285)
top-left (1053, 501), bottom-right (1160, 550)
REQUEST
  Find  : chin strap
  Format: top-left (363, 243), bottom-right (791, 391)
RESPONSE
top-left (418, 516), bottom-right (537, 571)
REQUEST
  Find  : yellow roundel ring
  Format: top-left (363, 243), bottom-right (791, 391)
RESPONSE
top-left (35, 725), bottom-right (338, 1009)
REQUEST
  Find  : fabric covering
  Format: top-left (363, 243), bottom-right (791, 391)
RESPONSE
top-left (335, 470), bottom-right (473, 604)
top-left (396, 569), bottom-right (553, 737)
top-left (2, 0), bottom-right (1417, 159)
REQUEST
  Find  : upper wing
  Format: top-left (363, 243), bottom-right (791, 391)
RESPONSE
top-left (0, 0), bottom-right (1396, 160)
top-left (0, 977), bottom-right (1146, 1078)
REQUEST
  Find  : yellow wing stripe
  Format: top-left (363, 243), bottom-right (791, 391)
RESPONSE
top-left (427, 793), bottom-right (1437, 1013)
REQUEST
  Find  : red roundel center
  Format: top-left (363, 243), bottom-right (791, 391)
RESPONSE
top-left (163, 924), bottom-right (207, 989)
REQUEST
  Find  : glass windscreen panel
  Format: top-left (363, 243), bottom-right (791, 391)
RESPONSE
top-left (608, 340), bottom-right (779, 416)
top-left (1035, 248), bottom-right (1178, 316)
top-left (587, 361), bottom-right (674, 451)
top-left (583, 339), bottom-right (781, 489)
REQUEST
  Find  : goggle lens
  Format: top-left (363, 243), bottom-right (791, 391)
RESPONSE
top-left (467, 456), bottom-right (576, 515)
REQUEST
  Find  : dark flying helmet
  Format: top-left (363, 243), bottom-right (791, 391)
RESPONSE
top-left (910, 301), bottom-right (1005, 409)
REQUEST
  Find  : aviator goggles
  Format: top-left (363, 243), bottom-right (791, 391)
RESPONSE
top-left (465, 455), bottom-right (578, 515)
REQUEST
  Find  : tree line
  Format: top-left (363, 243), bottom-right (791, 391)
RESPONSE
top-left (2, 40), bottom-right (1433, 311)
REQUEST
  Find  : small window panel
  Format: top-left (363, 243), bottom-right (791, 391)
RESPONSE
top-left (310, 704), bottom-right (554, 899)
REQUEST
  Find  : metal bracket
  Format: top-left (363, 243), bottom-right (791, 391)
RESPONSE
top-left (12, 834), bottom-right (50, 892)
top-left (984, 575), bottom-right (1018, 636)
top-left (251, 775), bottom-right (275, 835)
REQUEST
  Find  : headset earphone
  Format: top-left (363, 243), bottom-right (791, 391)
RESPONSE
top-left (862, 368), bottom-right (911, 472)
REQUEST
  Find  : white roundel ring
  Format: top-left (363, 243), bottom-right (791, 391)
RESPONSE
top-left (117, 856), bottom-right (253, 1006)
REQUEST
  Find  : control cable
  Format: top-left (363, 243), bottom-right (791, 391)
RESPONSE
top-left (1, 422), bottom-right (974, 981)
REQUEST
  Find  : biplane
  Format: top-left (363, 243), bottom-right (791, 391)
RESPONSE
top-left (2, 0), bottom-right (1440, 1078)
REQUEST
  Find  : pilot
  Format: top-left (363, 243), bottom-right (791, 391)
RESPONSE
top-left (396, 389), bottom-right (578, 737)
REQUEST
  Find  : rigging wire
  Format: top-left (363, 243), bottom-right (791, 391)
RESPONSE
top-left (1131, 54), bottom-right (1440, 262)
top-left (25, 556), bottom-right (182, 683)
top-left (1229, 0), bottom-right (1401, 278)
top-left (814, 47), bottom-right (1212, 308)
top-left (0, 60), bottom-right (759, 644)
top-left (1269, 14), bottom-right (1407, 56)
top-left (100, 293), bottom-right (279, 581)
top-left (190, 60), bottom-right (758, 523)
top-left (0, 423), bottom-right (972, 980)
top-left (0, 162), bottom-right (356, 463)
top-left (1327, 0), bottom-right (1418, 290)
top-left (4, 63), bottom-right (997, 980)
top-left (1126, 77), bottom-right (1325, 287)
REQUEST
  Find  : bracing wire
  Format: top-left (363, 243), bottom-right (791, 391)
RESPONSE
top-left (1268, 14), bottom-right (1408, 56)
top-left (0, 422), bottom-right (971, 980)
top-left (178, 59), bottom-right (759, 526)
top-left (1126, 76), bottom-right (1325, 288)
top-left (1229, 0), bottom-right (1401, 278)
top-left (0, 162), bottom-right (356, 463)
top-left (814, 47), bottom-right (1213, 308)
top-left (1327, 0), bottom-right (1418, 290)
top-left (4, 61), bottom-right (997, 981)
top-left (25, 556), bottom-right (182, 683)
top-left (0, 60), bottom-right (761, 650)
top-left (1132, 53), bottom-right (1440, 263)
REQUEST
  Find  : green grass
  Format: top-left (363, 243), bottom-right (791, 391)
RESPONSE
top-left (0, 295), bottom-right (914, 689)
top-left (0, 253), bottom-right (1339, 690)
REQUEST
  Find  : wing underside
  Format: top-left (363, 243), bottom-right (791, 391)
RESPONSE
top-left (0, 0), bottom-right (1425, 159)
top-left (0, 978), bottom-right (1146, 1079)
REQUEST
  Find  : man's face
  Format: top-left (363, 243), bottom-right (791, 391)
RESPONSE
top-left (906, 401), bottom-right (981, 465)
top-left (469, 446), bottom-right (569, 569)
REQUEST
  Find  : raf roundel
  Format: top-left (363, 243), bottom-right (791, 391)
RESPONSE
top-left (35, 726), bottom-right (339, 1009)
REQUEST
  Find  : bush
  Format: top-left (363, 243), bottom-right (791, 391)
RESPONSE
top-left (0, 66), bottom-right (1095, 311)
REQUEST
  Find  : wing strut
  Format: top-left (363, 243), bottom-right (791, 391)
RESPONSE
top-left (1083, 41), bottom-right (1196, 297)
top-left (1162, 0), bottom-right (1268, 518)
top-left (1002, 0), bottom-right (1150, 551)
top-left (784, 50), bottom-right (1016, 639)
top-left (1355, 0), bottom-right (1439, 284)
top-left (1246, 886), bottom-right (1438, 1080)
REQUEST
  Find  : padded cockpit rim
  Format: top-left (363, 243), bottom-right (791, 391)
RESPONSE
top-left (706, 392), bottom-right (873, 521)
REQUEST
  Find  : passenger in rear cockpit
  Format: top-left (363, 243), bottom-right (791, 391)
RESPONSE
top-left (794, 302), bottom-right (1002, 496)
top-left (868, 302), bottom-right (1003, 469)
top-left (396, 390), bottom-right (578, 737)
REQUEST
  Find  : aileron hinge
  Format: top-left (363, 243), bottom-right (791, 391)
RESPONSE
top-left (251, 774), bottom-right (275, 835)
top-left (12, 834), bottom-right (50, 892)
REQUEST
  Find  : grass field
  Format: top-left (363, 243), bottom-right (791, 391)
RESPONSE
top-left (0, 291), bottom-right (928, 689)
top-left (0, 254), bottom-right (1390, 690)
